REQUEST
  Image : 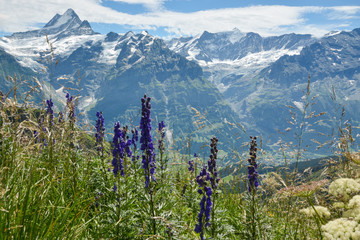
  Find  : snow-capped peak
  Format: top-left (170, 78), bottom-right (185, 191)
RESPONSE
top-left (324, 30), bottom-right (341, 38)
top-left (44, 8), bottom-right (80, 30)
top-left (228, 28), bottom-right (246, 44)
top-left (9, 8), bottom-right (95, 39)
top-left (140, 30), bottom-right (149, 36)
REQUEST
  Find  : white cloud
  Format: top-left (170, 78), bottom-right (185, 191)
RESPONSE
top-left (109, 0), bottom-right (165, 11)
top-left (0, 0), bottom-right (105, 32)
top-left (327, 6), bottom-right (360, 20)
top-left (0, 1), bottom-right (359, 38)
top-left (151, 6), bottom-right (312, 36)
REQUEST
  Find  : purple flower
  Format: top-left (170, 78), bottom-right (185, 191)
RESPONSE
top-left (66, 93), bottom-right (73, 102)
top-left (33, 130), bottom-right (39, 143)
top-left (140, 95), bottom-right (156, 188)
top-left (112, 122), bottom-right (125, 177)
top-left (158, 121), bottom-right (165, 133)
top-left (125, 139), bottom-right (132, 158)
top-left (158, 121), bottom-right (165, 151)
top-left (37, 116), bottom-right (47, 146)
top-left (46, 98), bottom-right (54, 125)
top-left (95, 192), bottom-right (103, 207)
top-left (188, 160), bottom-right (194, 172)
top-left (205, 190), bottom-right (212, 223)
top-left (58, 112), bottom-right (63, 123)
top-left (95, 112), bottom-right (105, 153)
top-left (247, 136), bottom-right (259, 192)
top-left (189, 153), bottom-right (198, 172)
top-left (131, 128), bottom-right (138, 151)
top-left (194, 166), bottom-right (212, 239)
top-left (66, 93), bottom-right (75, 122)
top-left (195, 195), bottom-right (206, 240)
top-left (208, 137), bottom-right (220, 190)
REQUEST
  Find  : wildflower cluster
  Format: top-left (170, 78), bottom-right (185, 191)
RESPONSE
top-left (247, 136), bottom-right (259, 192)
top-left (195, 166), bottom-right (212, 240)
top-left (140, 95), bottom-right (156, 188)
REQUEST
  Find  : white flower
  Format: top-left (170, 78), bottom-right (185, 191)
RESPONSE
top-left (300, 206), bottom-right (331, 219)
top-left (343, 208), bottom-right (360, 221)
top-left (343, 195), bottom-right (360, 221)
top-left (348, 195), bottom-right (360, 209)
top-left (333, 202), bottom-right (345, 209)
top-left (328, 178), bottom-right (360, 201)
top-left (322, 218), bottom-right (360, 240)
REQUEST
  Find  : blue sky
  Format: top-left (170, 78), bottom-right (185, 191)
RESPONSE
top-left (0, 0), bottom-right (360, 38)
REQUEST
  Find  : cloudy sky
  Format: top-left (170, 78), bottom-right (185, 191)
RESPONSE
top-left (0, 0), bottom-right (360, 38)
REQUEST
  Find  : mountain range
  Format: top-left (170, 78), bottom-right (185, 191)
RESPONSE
top-left (0, 9), bottom-right (359, 161)
top-left (167, 22), bottom-right (360, 157)
top-left (0, 9), bottom-right (241, 154)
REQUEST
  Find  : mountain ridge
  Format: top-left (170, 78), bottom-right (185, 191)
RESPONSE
top-left (0, 9), bottom-right (359, 159)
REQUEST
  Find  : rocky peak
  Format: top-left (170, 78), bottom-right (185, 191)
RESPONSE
top-left (10, 8), bottom-right (95, 39)
top-left (44, 8), bottom-right (81, 29)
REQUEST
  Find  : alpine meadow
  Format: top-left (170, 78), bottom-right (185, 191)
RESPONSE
top-left (1, 7), bottom-right (360, 240)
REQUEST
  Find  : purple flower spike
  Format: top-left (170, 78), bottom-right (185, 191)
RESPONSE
top-left (247, 136), bottom-right (259, 192)
top-left (131, 128), bottom-right (138, 151)
top-left (140, 95), bottom-right (156, 188)
top-left (95, 112), bottom-right (105, 153)
top-left (208, 137), bottom-right (220, 190)
top-left (58, 112), bottom-right (63, 123)
top-left (194, 166), bottom-right (212, 239)
top-left (158, 121), bottom-right (165, 151)
top-left (188, 160), bottom-right (194, 172)
top-left (46, 98), bottom-right (54, 125)
top-left (112, 122), bottom-right (125, 177)
top-left (66, 93), bottom-right (75, 122)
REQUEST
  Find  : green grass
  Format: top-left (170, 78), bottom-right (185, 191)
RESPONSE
top-left (0, 89), bottom-right (360, 240)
